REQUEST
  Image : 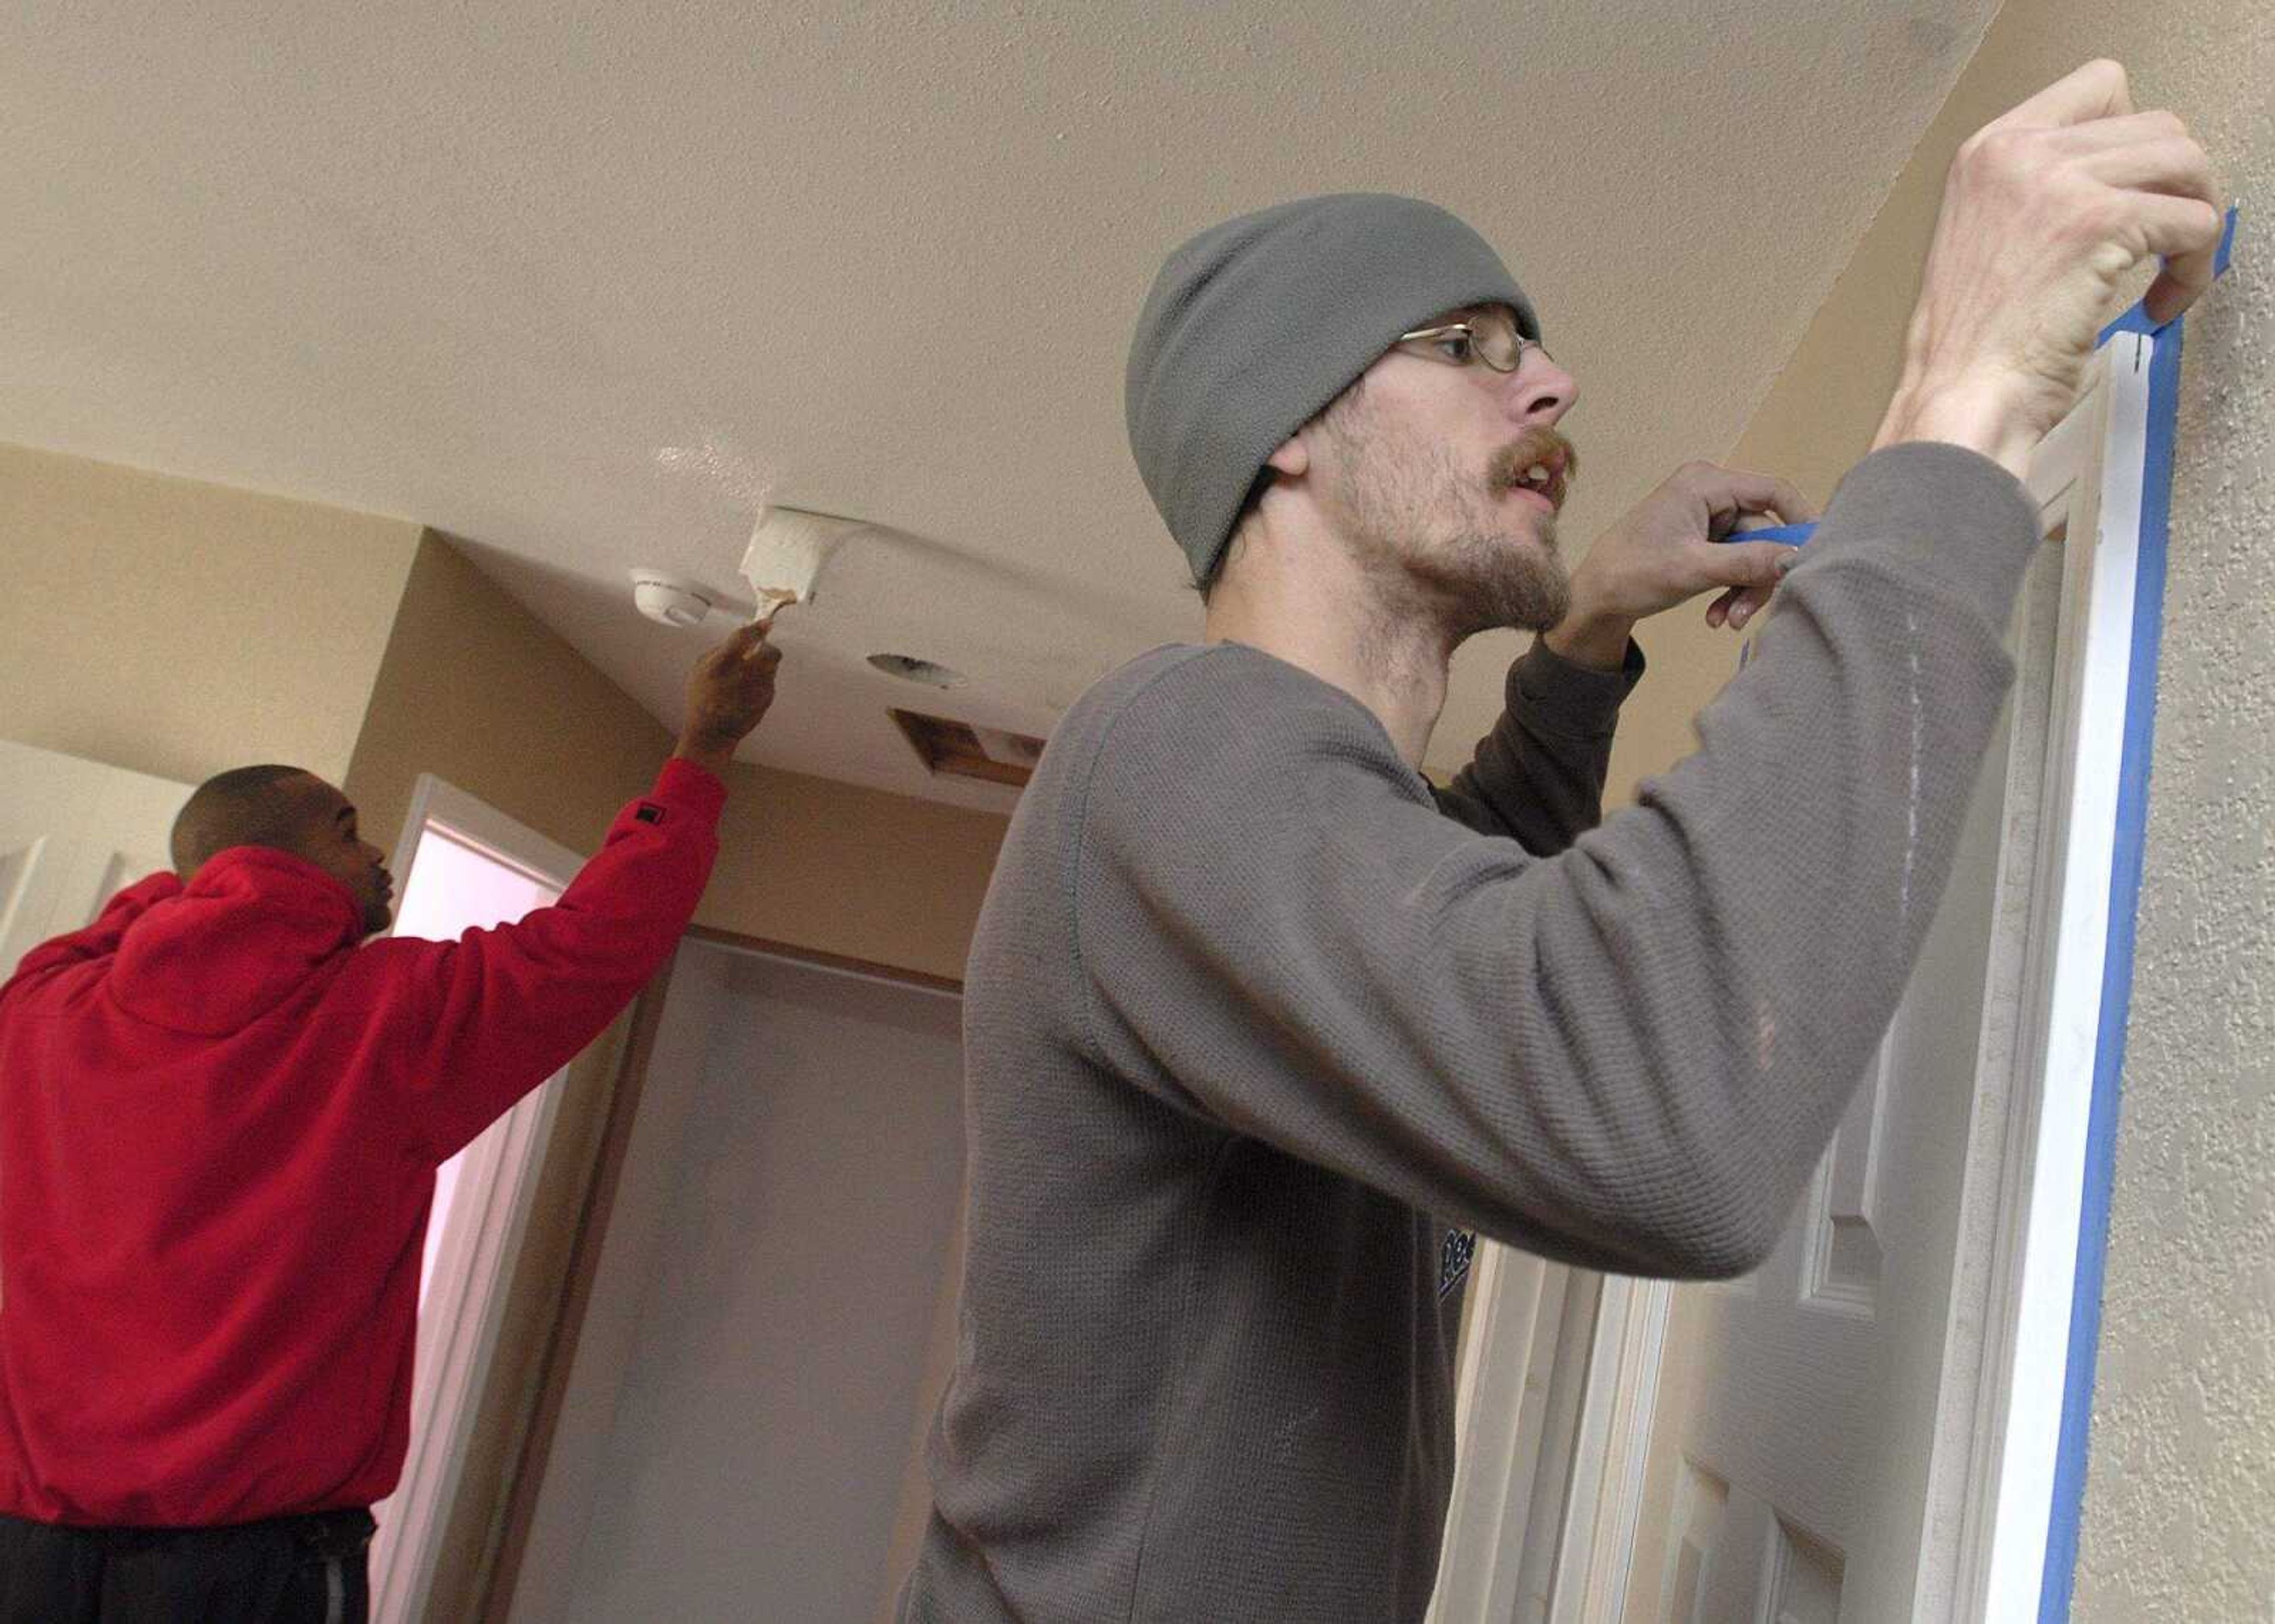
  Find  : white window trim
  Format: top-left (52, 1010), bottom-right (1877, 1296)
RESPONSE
top-left (1432, 329), bottom-right (2168, 1623)
top-left (367, 776), bottom-right (584, 1624)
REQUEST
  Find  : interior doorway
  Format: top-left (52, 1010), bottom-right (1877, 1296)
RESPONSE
top-left (367, 777), bottom-right (578, 1624)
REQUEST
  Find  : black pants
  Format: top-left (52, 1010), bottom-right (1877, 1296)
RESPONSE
top-left (0, 1508), bottom-right (373, 1624)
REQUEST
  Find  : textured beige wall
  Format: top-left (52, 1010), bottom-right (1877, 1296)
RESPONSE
top-left (0, 440), bottom-right (421, 785)
top-left (1672, 9), bottom-right (2270, 1616)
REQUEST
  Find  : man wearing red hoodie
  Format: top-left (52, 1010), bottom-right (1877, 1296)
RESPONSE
top-left (0, 621), bottom-right (781, 1622)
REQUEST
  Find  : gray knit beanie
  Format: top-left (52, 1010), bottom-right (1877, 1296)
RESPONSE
top-left (1125, 193), bottom-right (1537, 588)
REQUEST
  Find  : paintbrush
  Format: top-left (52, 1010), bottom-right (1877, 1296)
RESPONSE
top-left (739, 507), bottom-right (863, 624)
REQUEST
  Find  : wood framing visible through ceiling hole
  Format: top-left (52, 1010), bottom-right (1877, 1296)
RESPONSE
top-left (889, 710), bottom-right (1044, 787)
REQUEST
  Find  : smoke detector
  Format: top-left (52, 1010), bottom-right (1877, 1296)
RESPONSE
top-left (629, 569), bottom-right (717, 627)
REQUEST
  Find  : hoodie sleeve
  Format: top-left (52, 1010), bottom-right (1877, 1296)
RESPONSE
top-left (0, 874), bottom-right (184, 1013)
top-left (355, 759), bottom-right (728, 1162)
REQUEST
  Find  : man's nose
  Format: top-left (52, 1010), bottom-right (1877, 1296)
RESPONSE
top-left (1503, 352), bottom-right (1578, 428)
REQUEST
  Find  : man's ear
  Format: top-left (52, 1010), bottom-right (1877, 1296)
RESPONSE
top-left (1264, 433), bottom-right (1309, 481)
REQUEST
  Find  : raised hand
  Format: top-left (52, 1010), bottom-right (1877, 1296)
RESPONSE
top-left (1876, 60), bottom-right (2223, 474)
top-left (1546, 460), bottom-right (1817, 667)
top-left (673, 620), bottom-right (783, 777)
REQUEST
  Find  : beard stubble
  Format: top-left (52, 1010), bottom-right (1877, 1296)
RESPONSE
top-left (1317, 390), bottom-right (1577, 638)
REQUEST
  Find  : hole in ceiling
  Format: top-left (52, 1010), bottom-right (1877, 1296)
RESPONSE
top-left (890, 709), bottom-right (1045, 787)
top-left (869, 654), bottom-right (966, 689)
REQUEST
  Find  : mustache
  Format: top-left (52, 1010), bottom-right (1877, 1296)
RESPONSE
top-left (1487, 428), bottom-right (1579, 511)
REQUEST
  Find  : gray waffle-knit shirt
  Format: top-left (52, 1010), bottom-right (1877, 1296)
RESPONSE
top-left (899, 443), bottom-right (2040, 1620)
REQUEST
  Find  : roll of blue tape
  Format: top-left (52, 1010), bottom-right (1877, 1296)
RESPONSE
top-left (1718, 523), bottom-right (1816, 546)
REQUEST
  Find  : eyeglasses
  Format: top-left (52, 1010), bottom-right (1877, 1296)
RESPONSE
top-left (1396, 307), bottom-right (1552, 373)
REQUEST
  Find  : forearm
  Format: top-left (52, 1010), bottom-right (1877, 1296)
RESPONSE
top-left (1873, 375), bottom-right (2037, 479)
top-left (1541, 608), bottom-right (1636, 673)
top-left (386, 758), bottom-right (728, 1158)
top-left (1092, 446), bottom-right (2037, 1274)
top-left (1489, 446), bottom-right (2039, 1262)
top-left (672, 734), bottom-right (739, 780)
top-left (1440, 638), bottom-right (1640, 853)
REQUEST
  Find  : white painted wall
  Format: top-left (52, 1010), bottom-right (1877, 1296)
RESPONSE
top-left (547, 948), bottom-right (965, 1624)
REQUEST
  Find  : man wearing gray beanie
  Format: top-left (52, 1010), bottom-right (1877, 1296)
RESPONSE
top-left (901, 64), bottom-right (2222, 1622)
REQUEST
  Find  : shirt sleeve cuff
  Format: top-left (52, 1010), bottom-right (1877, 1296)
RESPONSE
top-left (1511, 636), bottom-right (1646, 739)
top-left (651, 756), bottom-right (730, 824)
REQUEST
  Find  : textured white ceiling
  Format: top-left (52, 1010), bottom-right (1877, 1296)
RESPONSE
top-left (1, 1), bottom-right (1997, 812)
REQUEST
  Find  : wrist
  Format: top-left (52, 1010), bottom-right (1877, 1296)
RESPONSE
top-left (1874, 374), bottom-right (2036, 477)
top-left (1542, 606), bottom-right (1635, 672)
top-left (672, 736), bottom-right (737, 779)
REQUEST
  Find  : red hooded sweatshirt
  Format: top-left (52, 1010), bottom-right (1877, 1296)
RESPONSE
top-left (0, 758), bottom-right (725, 1527)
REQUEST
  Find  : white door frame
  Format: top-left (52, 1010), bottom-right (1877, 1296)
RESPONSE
top-left (367, 776), bottom-right (583, 1624)
top-left (1967, 309), bottom-right (2180, 1623)
top-left (1434, 321), bottom-right (2181, 1623)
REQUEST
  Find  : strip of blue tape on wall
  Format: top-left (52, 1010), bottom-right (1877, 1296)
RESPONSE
top-left (2040, 201), bottom-right (2241, 1624)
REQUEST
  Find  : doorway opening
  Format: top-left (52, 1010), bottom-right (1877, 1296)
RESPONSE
top-left (366, 779), bottom-right (578, 1624)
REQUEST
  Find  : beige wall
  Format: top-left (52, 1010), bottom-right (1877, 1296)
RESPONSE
top-left (697, 762), bottom-right (1004, 984)
top-left (1702, 9), bottom-right (2272, 1616)
top-left (342, 533), bottom-right (674, 870)
top-left (0, 441), bottom-right (422, 786)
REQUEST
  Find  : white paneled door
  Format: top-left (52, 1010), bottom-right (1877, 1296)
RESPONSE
top-left (1638, 725), bottom-right (2013, 1622)
top-left (0, 738), bottom-right (192, 982)
top-left (1623, 342), bottom-right (2138, 1624)
top-left (1435, 339), bottom-right (2157, 1624)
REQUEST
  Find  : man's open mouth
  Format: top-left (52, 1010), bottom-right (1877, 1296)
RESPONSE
top-left (1504, 445), bottom-right (1572, 510)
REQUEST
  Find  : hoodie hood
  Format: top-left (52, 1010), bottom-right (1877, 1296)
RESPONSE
top-left (109, 847), bottom-right (366, 1036)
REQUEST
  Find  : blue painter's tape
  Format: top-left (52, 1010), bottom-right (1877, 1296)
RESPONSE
top-left (1716, 523), bottom-right (1815, 546)
top-left (2100, 204), bottom-right (2241, 342)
